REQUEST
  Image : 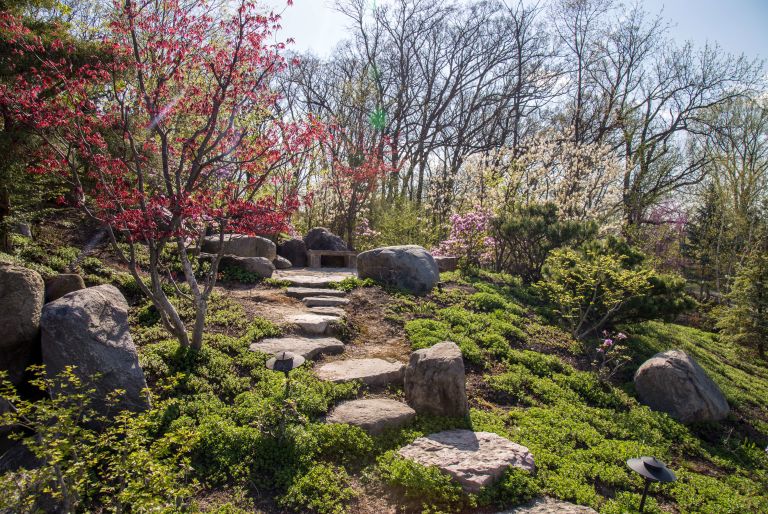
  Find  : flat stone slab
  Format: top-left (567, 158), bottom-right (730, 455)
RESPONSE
top-left (285, 287), bottom-right (348, 299)
top-left (496, 497), bottom-right (596, 513)
top-left (309, 306), bottom-right (346, 317)
top-left (398, 430), bottom-right (535, 493)
top-left (285, 313), bottom-right (340, 335)
top-left (274, 268), bottom-right (356, 288)
top-left (326, 398), bottom-right (416, 434)
top-left (250, 336), bottom-right (344, 360)
top-left (315, 358), bottom-right (405, 387)
top-left (303, 296), bottom-right (350, 307)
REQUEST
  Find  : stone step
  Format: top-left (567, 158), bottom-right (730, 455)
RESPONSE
top-left (326, 398), bottom-right (416, 435)
top-left (495, 497), bottom-right (597, 514)
top-left (309, 306), bottom-right (346, 317)
top-left (314, 358), bottom-right (405, 387)
top-left (250, 336), bottom-right (344, 360)
top-left (398, 430), bottom-right (535, 493)
top-left (285, 287), bottom-right (347, 299)
top-left (277, 274), bottom-right (346, 288)
top-left (285, 313), bottom-right (342, 336)
top-left (303, 296), bottom-right (350, 308)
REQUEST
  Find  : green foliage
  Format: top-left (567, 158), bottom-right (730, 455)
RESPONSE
top-left (376, 451), bottom-right (468, 513)
top-left (536, 245), bottom-right (654, 338)
top-left (476, 468), bottom-right (540, 508)
top-left (329, 276), bottom-right (377, 291)
top-left (716, 252), bottom-right (768, 359)
top-left (491, 202), bottom-right (597, 282)
top-left (279, 463), bottom-right (357, 514)
top-left (218, 264), bottom-right (264, 284)
top-left (0, 367), bottom-right (197, 513)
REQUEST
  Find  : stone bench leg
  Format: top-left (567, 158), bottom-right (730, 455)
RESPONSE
top-left (309, 253), bottom-right (321, 268)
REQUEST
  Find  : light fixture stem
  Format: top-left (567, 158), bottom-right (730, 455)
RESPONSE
top-left (639, 478), bottom-right (651, 512)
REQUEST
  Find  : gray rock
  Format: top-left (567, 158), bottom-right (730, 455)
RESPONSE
top-left (45, 273), bottom-right (85, 303)
top-left (496, 497), bottom-right (597, 513)
top-left (434, 256), bottom-right (458, 272)
top-left (40, 285), bottom-right (149, 413)
top-left (315, 358), bottom-right (405, 387)
top-left (405, 341), bottom-right (468, 417)
top-left (278, 238), bottom-right (308, 267)
top-left (634, 349), bottom-right (729, 423)
top-left (286, 287), bottom-right (348, 299)
top-left (201, 234), bottom-right (276, 260)
top-left (304, 227), bottom-right (348, 251)
top-left (357, 245), bottom-right (439, 295)
top-left (250, 336), bottom-right (344, 360)
top-left (309, 306), bottom-right (347, 317)
top-left (11, 222), bottom-right (31, 238)
top-left (398, 430), bottom-right (535, 492)
top-left (0, 265), bottom-right (44, 384)
top-left (274, 256), bottom-right (292, 269)
top-left (303, 296), bottom-right (349, 308)
top-left (220, 255), bottom-right (274, 278)
top-left (326, 398), bottom-right (416, 434)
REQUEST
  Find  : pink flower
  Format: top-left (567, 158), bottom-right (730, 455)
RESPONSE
top-left (616, 332), bottom-right (627, 340)
top-left (603, 339), bottom-right (614, 347)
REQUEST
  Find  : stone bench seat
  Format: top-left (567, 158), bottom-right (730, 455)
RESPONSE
top-left (307, 249), bottom-right (358, 269)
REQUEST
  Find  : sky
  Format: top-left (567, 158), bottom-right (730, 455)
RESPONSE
top-left (263, 0), bottom-right (768, 61)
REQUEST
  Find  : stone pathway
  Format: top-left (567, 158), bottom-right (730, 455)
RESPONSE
top-left (236, 268), bottom-right (538, 499)
top-left (245, 269), bottom-right (408, 391)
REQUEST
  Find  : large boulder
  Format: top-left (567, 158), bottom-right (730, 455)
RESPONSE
top-left (634, 349), bottom-right (729, 423)
top-left (405, 341), bottom-right (468, 417)
top-left (201, 234), bottom-right (276, 260)
top-left (45, 273), bottom-right (85, 303)
top-left (219, 255), bottom-right (274, 278)
top-left (357, 245), bottom-right (439, 295)
top-left (278, 238), bottom-right (307, 267)
top-left (0, 265), bottom-right (44, 384)
top-left (40, 285), bottom-right (149, 413)
top-left (304, 227), bottom-right (347, 251)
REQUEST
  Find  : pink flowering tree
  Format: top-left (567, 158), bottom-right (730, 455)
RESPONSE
top-left (0, 0), bottom-right (326, 349)
top-left (434, 208), bottom-right (497, 271)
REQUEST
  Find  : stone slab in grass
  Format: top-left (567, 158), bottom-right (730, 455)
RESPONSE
top-left (315, 358), bottom-right (405, 387)
top-left (285, 313), bottom-right (341, 335)
top-left (285, 287), bottom-right (348, 299)
top-left (250, 336), bottom-right (344, 360)
top-left (398, 430), bottom-right (535, 493)
top-left (495, 497), bottom-right (596, 513)
top-left (326, 398), bottom-right (416, 434)
top-left (303, 296), bottom-right (350, 307)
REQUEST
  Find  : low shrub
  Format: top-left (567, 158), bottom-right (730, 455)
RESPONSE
top-left (376, 451), bottom-right (468, 513)
top-left (279, 463), bottom-right (357, 514)
top-left (329, 276), bottom-right (377, 292)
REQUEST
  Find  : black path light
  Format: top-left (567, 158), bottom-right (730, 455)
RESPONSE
top-left (626, 456), bottom-right (677, 512)
top-left (266, 351), bottom-right (306, 397)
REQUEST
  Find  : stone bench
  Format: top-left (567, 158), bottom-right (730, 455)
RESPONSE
top-left (307, 249), bottom-right (358, 269)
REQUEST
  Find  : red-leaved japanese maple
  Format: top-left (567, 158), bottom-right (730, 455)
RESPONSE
top-left (322, 131), bottom-right (396, 248)
top-left (0, 0), bottom-right (324, 349)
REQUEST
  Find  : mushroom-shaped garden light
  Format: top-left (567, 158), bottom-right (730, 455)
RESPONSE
top-left (626, 456), bottom-right (676, 512)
